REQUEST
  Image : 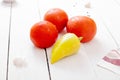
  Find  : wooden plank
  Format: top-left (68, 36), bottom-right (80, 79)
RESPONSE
top-left (38, 0), bottom-right (90, 20)
top-left (100, 0), bottom-right (120, 48)
top-left (89, 0), bottom-right (120, 79)
top-left (7, 0), bottom-right (49, 80)
top-left (47, 46), bottom-right (97, 80)
top-left (0, 1), bottom-right (11, 80)
top-left (92, 0), bottom-right (120, 48)
top-left (38, 0), bottom-right (97, 80)
top-left (82, 9), bottom-right (120, 80)
top-left (94, 66), bottom-right (120, 80)
top-left (82, 8), bottom-right (117, 64)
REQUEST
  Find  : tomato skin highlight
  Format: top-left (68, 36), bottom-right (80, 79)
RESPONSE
top-left (44, 8), bottom-right (68, 33)
top-left (66, 16), bottom-right (97, 43)
top-left (30, 21), bottom-right (58, 48)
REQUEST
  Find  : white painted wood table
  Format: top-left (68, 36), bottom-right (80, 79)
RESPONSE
top-left (0, 0), bottom-right (120, 80)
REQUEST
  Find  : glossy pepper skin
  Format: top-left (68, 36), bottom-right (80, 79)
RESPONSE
top-left (51, 33), bottom-right (82, 64)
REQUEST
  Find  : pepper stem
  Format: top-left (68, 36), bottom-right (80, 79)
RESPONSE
top-left (78, 37), bottom-right (83, 41)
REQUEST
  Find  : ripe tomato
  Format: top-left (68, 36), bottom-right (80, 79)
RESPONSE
top-left (44, 8), bottom-right (68, 32)
top-left (30, 21), bottom-right (58, 48)
top-left (66, 16), bottom-right (97, 43)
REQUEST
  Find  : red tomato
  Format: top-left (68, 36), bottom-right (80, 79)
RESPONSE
top-left (66, 16), bottom-right (97, 43)
top-left (30, 21), bottom-right (58, 48)
top-left (44, 8), bottom-right (68, 32)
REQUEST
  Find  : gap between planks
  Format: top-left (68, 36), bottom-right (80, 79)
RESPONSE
top-left (6, 1), bottom-right (12, 80)
top-left (36, 0), bottom-right (52, 79)
top-left (44, 48), bottom-right (52, 80)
